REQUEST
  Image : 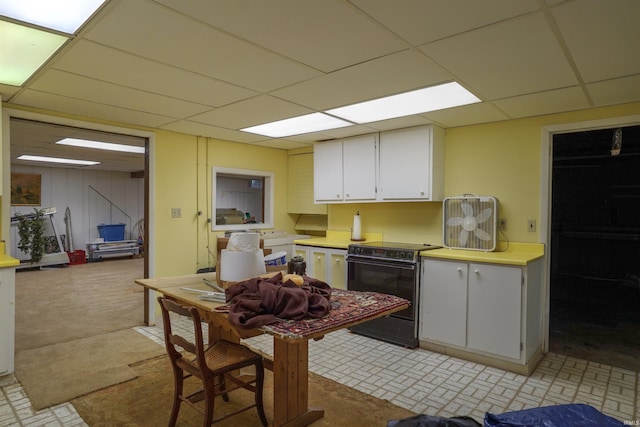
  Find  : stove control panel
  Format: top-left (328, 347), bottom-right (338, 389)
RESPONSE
top-left (348, 246), bottom-right (417, 261)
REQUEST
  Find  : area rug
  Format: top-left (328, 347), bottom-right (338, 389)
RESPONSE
top-left (15, 329), bottom-right (166, 410)
top-left (72, 355), bottom-right (417, 426)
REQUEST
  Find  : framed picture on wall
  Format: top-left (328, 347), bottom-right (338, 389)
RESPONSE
top-left (11, 173), bottom-right (42, 206)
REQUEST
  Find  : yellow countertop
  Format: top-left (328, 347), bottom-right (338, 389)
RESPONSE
top-left (293, 231), bottom-right (383, 250)
top-left (0, 242), bottom-right (20, 267)
top-left (421, 242), bottom-right (544, 266)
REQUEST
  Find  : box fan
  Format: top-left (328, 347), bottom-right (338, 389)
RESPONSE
top-left (443, 195), bottom-right (498, 251)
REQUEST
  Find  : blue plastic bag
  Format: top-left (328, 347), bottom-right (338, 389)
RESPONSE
top-left (484, 403), bottom-right (624, 427)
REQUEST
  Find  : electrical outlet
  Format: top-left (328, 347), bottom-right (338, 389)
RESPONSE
top-left (499, 218), bottom-right (507, 231)
top-left (171, 207), bottom-right (182, 218)
top-left (527, 219), bottom-right (536, 232)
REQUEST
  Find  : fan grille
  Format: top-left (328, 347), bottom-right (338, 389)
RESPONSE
top-left (443, 195), bottom-right (498, 251)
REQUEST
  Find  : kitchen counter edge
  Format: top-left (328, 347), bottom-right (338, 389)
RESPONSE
top-left (420, 243), bottom-right (544, 266)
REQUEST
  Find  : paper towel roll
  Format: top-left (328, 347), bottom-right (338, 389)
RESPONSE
top-left (220, 249), bottom-right (266, 281)
top-left (227, 232), bottom-right (260, 251)
top-left (352, 211), bottom-right (362, 241)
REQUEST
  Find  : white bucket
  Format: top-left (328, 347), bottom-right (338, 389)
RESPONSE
top-left (264, 251), bottom-right (287, 266)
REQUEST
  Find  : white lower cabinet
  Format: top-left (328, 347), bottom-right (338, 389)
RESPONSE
top-left (0, 267), bottom-right (17, 378)
top-left (294, 245), bottom-right (347, 289)
top-left (420, 258), bottom-right (542, 367)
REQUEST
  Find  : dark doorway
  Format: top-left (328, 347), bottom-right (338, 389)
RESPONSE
top-left (550, 125), bottom-right (640, 371)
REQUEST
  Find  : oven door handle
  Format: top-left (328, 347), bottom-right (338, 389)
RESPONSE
top-left (346, 257), bottom-right (416, 271)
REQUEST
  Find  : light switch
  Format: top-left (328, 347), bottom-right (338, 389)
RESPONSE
top-left (171, 208), bottom-right (182, 218)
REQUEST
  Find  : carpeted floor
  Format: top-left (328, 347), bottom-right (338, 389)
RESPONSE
top-left (15, 257), bottom-right (145, 350)
top-left (72, 355), bottom-right (417, 426)
top-left (15, 328), bottom-right (166, 410)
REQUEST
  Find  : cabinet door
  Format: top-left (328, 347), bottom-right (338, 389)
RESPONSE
top-left (467, 263), bottom-right (522, 359)
top-left (0, 268), bottom-right (16, 376)
top-left (293, 246), bottom-right (311, 276)
top-left (379, 126), bottom-right (436, 200)
top-left (327, 249), bottom-right (347, 289)
top-left (421, 259), bottom-right (467, 347)
top-left (342, 134), bottom-right (377, 201)
top-left (314, 140), bottom-right (343, 202)
top-left (309, 248), bottom-right (328, 282)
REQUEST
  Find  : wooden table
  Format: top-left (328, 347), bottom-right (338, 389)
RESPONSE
top-left (136, 273), bottom-right (409, 427)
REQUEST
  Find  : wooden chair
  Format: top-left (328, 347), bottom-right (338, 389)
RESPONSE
top-left (157, 297), bottom-right (268, 426)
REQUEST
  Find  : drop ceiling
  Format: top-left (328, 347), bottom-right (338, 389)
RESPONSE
top-left (2, 0), bottom-right (640, 172)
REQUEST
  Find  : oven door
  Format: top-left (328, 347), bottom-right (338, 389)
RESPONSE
top-left (346, 256), bottom-right (417, 321)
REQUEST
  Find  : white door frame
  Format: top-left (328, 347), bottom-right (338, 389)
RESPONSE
top-left (540, 114), bottom-right (640, 353)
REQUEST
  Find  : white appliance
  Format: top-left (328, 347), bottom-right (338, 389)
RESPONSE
top-left (443, 195), bottom-right (498, 251)
top-left (261, 231), bottom-right (310, 260)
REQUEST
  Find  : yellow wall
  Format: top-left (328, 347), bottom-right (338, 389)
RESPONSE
top-left (329, 102), bottom-right (640, 244)
top-left (152, 131), bottom-right (294, 276)
top-left (4, 101), bottom-right (640, 276)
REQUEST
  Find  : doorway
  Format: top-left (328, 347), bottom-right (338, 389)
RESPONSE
top-left (549, 124), bottom-right (640, 371)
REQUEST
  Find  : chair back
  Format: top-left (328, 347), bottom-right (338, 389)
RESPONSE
top-left (157, 297), bottom-right (208, 377)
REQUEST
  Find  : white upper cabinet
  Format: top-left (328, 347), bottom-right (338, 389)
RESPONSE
top-left (379, 125), bottom-right (445, 201)
top-left (313, 140), bottom-right (344, 202)
top-left (342, 134), bottom-right (377, 201)
top-left (314, 125), bottom-right (444, 204)
top-left (314, 134), bottom-right (377, 203)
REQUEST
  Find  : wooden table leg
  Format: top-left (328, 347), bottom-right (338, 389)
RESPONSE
top-left (273, 338), bottom-right (324, 427)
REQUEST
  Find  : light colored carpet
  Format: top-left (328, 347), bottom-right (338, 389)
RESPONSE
top-left (15, 257), bottom-right (145, 350)
top-left (15, 328), bottom-right (166, 410)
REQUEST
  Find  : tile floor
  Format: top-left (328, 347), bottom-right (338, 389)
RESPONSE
top-left (2, 322), bottom-right (639, 426)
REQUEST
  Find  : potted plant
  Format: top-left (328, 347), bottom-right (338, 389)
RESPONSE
top-left (16, 208), bottom-right (46, 263)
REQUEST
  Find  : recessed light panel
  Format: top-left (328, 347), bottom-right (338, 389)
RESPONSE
top-left (326, 82), bottom-right (481, 124)
top-left (0, 20), bottom-right (67, 86)
top-left (241, 112), bottom-right (352, 138)
top-left (0, 0), bottom-right (106, 34)
top-left (17, 155), bottom-right (100, 166)
top-left (56, 138), bottom-right (145, 154)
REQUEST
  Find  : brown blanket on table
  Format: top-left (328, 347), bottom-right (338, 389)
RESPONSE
top-left (225, 272), bottom-right (332, 329)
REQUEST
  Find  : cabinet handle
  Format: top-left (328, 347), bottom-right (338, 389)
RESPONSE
top-left (317, 256), bottom-right (322, 260)
top-left (345, 193), bottom-right (350, 198)
top-left (457, 267), bottom-right (463, 272)
top-left (336, 194), bottom-right (340, 198)
top-left (474, 269), bottom-right (480, 274)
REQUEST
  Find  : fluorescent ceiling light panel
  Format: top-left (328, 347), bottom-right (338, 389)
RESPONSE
top-left (0, 20), bottom-right (68, 86)
top-left (0, 0), bottom-right (106, 34)
top-left (17, 155), bottom-right (99, 166)
top-left (326, 82), bottom-right (481, 124)
top-left (241, 112), bottom-right (352, 138)
top-left (56, 138), bottom-right (145, 154)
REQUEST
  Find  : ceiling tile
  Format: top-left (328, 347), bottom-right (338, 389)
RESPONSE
top-left (351, 0), bottom-right (539, 46)
top-left (189, 95), bottom-right (312, 129)
top-left (155, 0), bottom-right (407, 73)
top-left (355, 116), bottom-right (435, 132)
top-left (84, 0), bottom-right (321, 92)
top-left (551, 0), bottom-right (640, 83)
top-left (53, 40), bottom-right (257, 107)
top-left (159, 120), bottom-right (267, 144)
top-left (492, 86), bottom-right (590, 118)
top-left (29, 69), bottom-right (211, 118)
top-left (13, 90), bottom-right (173, 128)
top-left (587, 75), bottom-right (640, 107)
top-left (271, 50), bottom-right (454, 110)
top-left (420, 12), bottom-right (577, 100)
top-left (0, 83), bottom-right (20, 100)
top-left (251, 140), bottom-right (311, 150)
top-left (421, 103), bottom-right (510, 128)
